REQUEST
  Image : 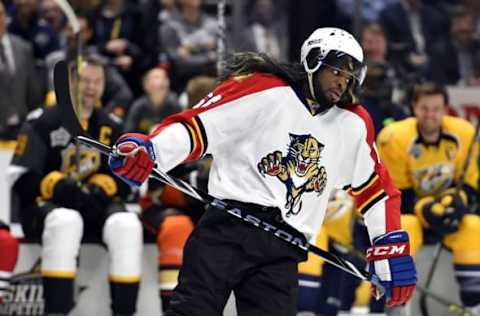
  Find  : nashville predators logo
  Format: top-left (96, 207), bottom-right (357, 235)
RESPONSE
top-left (258, 134), bottom-right (327, 217)
top-left (412, 163), bottom-right (454, 197)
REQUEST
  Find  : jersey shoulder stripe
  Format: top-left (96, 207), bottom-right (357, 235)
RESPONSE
top-left (150, 73), bottom-right (289, 161)
top-left (342, 104), bottom-right (401, 230)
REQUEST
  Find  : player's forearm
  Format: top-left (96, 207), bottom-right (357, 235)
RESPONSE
top-left (149, 123), bottom-right (192, 172)
top-left (363, 195), bottom-right (402, 243)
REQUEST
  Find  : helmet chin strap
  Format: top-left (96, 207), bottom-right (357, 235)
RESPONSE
top-left (307, 72), bottom-right (317, 103)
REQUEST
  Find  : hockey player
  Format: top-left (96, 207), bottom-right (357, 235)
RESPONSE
top-left (0, 220), bottom-right (19, 303)
top-left (140, 160), bottom-right (208, 312)
top-left (109, 27), bottom-right (417, 315)
top-left (8, 56), bottom-right (143, 316)
top-left (377, 82), bottom-right (480, 313)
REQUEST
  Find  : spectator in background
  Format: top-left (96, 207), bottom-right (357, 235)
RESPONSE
top-left (379, 0), bottom-right (449, 78)
top-left (160, 0), bottom-right (217, 92)
top-left (124, 67), bottom-right (181, 134)
top-left (362, 23), bottom-right (389, 64)
top-left (140, 0), bottom-right (179, 71)
top-left (7, 0), bottom-right (60, 61)
top-left (361, 24), bottom-right (408, 134)
top-left (0, 1), bottom-right (42, 140)
top-left (185, 75), bottom-right (216, 107)
top-left (235, 0), bottom-right (288, 61)
top-left (137, 73), bottom-right (215, 312)
top-left (336, 0), bottom-right (398, 25)
top-left (463, 0), bottom-right (480, 37)
top-left (39, 0), bottom-right (66, 37)
top-left (465, 51), bottom-right (480, 86)
top-left (44, 14), bottom-right (134, 119)
top-left (90, 0), bottom-right (143, 95)
top-left (69, 0), bottom-right (100, 13)
top-left (430, 7), bottom-right (480, 86)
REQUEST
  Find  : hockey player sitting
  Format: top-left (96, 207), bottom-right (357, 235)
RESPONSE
top-left (377, 82), bottom-right (480, 314)
top-left (8, 56), bottom-right (143, 316)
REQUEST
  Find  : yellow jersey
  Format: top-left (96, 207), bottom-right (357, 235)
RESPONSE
top-left (377, 116), bottom-right (478, 199)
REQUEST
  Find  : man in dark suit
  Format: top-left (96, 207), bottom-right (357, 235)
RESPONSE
top-left (0, 1), bottom-right (42, 139)
top-left (379, 0), bottom-right (449, 77)
top-left (430, 7), bottom-right (480, 85)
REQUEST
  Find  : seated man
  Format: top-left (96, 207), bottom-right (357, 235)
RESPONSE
top-left (8, 56), bottom-right (143, 316)
top-left (377, 82), bottom-right (480, 313)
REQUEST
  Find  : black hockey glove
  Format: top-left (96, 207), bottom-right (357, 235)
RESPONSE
top-left (40, 170), bottom-right (87, 210)
top-left (82, 174), bottom-right (118, 220)
top-left (414, 189), bottom-right (467, 236)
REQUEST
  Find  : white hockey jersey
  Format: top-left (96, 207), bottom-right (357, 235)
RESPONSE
top-left (150, 73), bottom-right (401, 242)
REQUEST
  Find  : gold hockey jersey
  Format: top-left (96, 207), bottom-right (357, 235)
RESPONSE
top-left (377, 116), bottom-right (478, 198)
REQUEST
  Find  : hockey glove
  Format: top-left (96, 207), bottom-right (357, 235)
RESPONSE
top-left (77, 173), bottom-right (119, 220)
top-left (109, 133), bottom-right (156, 187)
top-left (367, 230), bottom-right (417, 307)
top-left (40, 171), bottom-right (87, 210)
top-left (414, 190), bottom-right (467, 235)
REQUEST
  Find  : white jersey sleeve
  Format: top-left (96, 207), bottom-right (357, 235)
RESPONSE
top-left (337, 105), bottom-right (402, 241)
top-left (149, 73), bottom-right (288, 171)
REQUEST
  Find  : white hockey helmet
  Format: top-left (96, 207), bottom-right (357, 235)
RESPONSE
top-left (300, 27), bottom-right (366, 85)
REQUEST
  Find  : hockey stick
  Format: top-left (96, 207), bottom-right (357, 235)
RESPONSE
top-left (53, 60), bottom-right (385, 296)
top-left (419, 119), bottom-right (480, 316)
top-left (53, 0), bottom-right (84, 178)
top-left (419, 243), bottom-right (443, 316)
top-left (216, 0), bottom-right (227, 77)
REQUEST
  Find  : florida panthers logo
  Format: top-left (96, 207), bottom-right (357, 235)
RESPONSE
top-left (258, 134), bottom-right (327, 217)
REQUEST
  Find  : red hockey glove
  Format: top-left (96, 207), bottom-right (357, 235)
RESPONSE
top-left (367, 230), bottom-right (417, 307)
top-left (109, 133), bottom-right (156, 187)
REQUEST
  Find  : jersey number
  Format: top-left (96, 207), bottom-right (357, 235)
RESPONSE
top-left (193, 92), bottom-right (222, 109)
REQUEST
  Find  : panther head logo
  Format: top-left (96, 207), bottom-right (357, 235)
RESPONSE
top-left (258, 134), bottom-right (327, 217)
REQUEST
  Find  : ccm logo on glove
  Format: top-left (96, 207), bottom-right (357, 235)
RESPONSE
top-left (366, 243), bottom-right (409, 260)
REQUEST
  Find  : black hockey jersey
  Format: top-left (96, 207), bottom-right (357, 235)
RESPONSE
top-left (10, 106), bottom-right (129, 206)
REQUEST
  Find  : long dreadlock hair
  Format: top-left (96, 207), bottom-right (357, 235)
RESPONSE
top-left (219, 52), bottom-right (307, 87)
top-left (219, 52), bottom-right (359, 107)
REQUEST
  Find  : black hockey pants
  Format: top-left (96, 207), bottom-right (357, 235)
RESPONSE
top-left (165, 200), bottom-right (308, 316)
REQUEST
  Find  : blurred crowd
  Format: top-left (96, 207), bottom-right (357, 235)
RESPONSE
top-left (1, 0), bottom-right (480, 315)
top-left (0, 0), bottom-right (478, 141)
top-left (0, 0), bottom-right (291, 140)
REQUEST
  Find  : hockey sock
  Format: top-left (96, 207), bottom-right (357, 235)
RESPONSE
top-left (42, 276), bottom-right (74, 313)
top-left (455, 264), bottom-right (480, 306)
top-left (109, 280), bottom-right (139, 315)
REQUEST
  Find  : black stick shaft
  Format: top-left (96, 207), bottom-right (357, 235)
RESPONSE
top-left (55, 59), bottom-right (385, 297)
top-left (76, 136), bottom-right (383, 294)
